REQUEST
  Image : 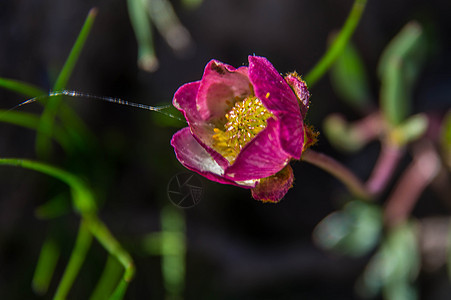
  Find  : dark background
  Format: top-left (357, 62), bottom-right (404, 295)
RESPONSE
top-left (1, 0), bottom-right (451, 299)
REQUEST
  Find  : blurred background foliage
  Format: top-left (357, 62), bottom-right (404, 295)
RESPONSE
top-left (0, 0), bottom-right (451, 299)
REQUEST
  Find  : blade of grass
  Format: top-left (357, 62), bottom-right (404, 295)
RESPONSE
top-left (35, 193), bottom-right (72, 219)
top-left (0, 78), bottom-right (97, 155)
top-left (161, 206), bottom-right (186, 298)
top-left (0, 77), bottom-right (45, 98)
top-left (305, 0), bottom-right (367, 86)
top-left (58, 104), bottom-right (99, 153)
top-left (0, 158), bottom-right (97, 214)
top-left (32, 237), bottom-right (60, 295)
top-left (85, 214), bottom-right (135, 300)
top-left (90, 255), bottom-right (123, 300)
top-left (0, 110), bottom-right (72, 153)
top-left (53, 219), bottom-right (93, 300)
top-left (36, 8), bottom-right (98, 157)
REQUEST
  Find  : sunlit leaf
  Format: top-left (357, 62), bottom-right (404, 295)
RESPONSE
top-left (390, 113), bottom-right (428, 146)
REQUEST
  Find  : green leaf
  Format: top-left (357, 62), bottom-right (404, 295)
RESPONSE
top-left (313, 200), bottom-right (382, 256)
top-left (391, 113), bottom-right (428, 146)
top-left (323, 114), bottom-right (366, 152)
top-left (34, 193), bottom-right (71, 219)
top-left (357, 222), bottom-right (419, 298)
top-left (379, 21), bottom-right (427, 126)
top-left (0, 77), bottom-right (45, 98)
top-left (330, 41), bottom-right (372, 111)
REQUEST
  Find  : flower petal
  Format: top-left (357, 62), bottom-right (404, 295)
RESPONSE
top-left (285, 73), bottom-right (310, 118)
top-left (248, 56), bottom-right (305, 159)
top-left (171, 128), bottom-right (255, 188)
top-left (172, 80), bottom-right (223, 155)
top-left (248, 56), bottom-right (299, 115)
top-left (251, 164), bottom-right (294, 203)
top-left (224, 118), bottom-right (290, 181)
top-left (197, 60), bottom-right (252, 121)
top-left (278, 112), bottom-right (304, 159)
top-left (173, 81), bottom-right (202, 122)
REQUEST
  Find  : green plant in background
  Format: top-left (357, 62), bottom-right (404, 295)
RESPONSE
top-left (0, 0), bottom-right (368, 298)
top-left (313, 18), bottom-right (450, 300)
top-left (0, 5), bottom-right (191, 299)
top-left (127, 0), bottom-right (195, 72)
top-left (1, 0), bottom-right (450, 299)
top-left (0, 9), bottom-right (136, 300)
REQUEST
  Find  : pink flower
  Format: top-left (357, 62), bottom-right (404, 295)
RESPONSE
top-left (170, 56), bottom-right (311, 203)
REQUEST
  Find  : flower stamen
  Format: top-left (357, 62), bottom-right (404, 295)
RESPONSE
top-left (212, 96), bottom-right (273, 162)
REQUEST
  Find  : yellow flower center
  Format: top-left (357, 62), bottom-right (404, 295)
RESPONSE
top-left (212, 96), bottom-right (273, 163)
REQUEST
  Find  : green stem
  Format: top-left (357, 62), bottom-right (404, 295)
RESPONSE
top-left (0, 158), bottom-right (134, 299)
top-left (305, 0), bottom-right (367, 86)
top-left (0, 158), bottom-right (96, 214)
top-left (90, 255), bottom-right (123, 300)
top-left (54, 219), bottom-right (93, 300)
top-left (302, 149), bottom-right (371, 200)
top-left (85, 214), bottom-right (135, 300)
top-left (127, 0), bottom-right (159, 71)
top-left (85, 214), bottom-right (135, 282)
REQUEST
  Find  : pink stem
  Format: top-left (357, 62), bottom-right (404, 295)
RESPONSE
top-left (384, 142), bottom-right (441, 227)
top-left (366, 143), bottom-right (404, 195)
top-left (302, 149), bottom-right (371, 200)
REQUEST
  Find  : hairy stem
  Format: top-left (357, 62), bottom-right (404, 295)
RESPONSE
top-left (302, 149), bottom-right (371, 200)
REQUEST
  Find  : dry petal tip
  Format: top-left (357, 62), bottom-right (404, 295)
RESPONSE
top-left (251, 164), bottom-right (294, 203)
